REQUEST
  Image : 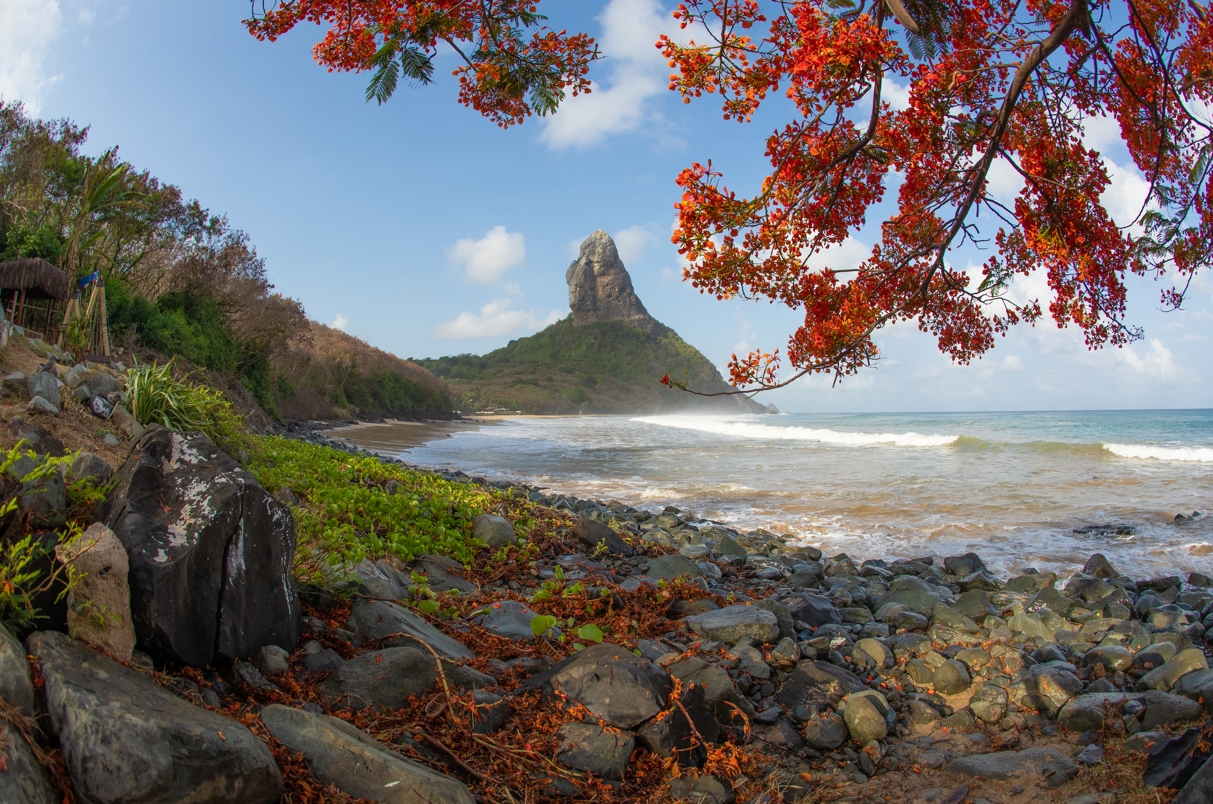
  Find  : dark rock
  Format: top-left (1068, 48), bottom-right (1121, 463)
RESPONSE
top-left (470, 689), bottom-right (508, 734)
top-left (1017, 665), bottom-right (1083, 716)
top-left (90, 395), bottom-right (113, 419)
top-left (1141, 690), bottom-right (1204, 730)
top-left (1082, 553), bottom-right (1122, 579)
top-left (1144, 725), bottom-right (1213, 792)
top-left (100, 426), bottom-right (300, 666)
top-left (414, 554), bottom-right (478, 594)
top-left (775, 660), bottom-right (866, 710)
top-left (1058, 693), bottom-right (1141, 732)
top-left (352, 558), bottom-right (408, 600)
top-left (29, 631), bottom-right (282, 803)
top-left (0, 623), bottom-right (35, 716)
top-left (668, 774), bottom-right (735, 804)
top-left (346, 599), bottom-right (473, 661)
top-left (947, 747), bottom-right (1078, 787)
top-left (572, 515), bottom-right (633, 556)
top-left (70, 451), bottom-right (113, 488)
top-left (320, 646), bottom-right (488, 711)
top-left (260, 704), bottom-right (474, 803)
top-left (0, 719), bottom-right (56, 803)
top-left (254, 645), bottom-right (290, 676)
top-left (803, 712), bottom-right (848, 749)
top-left (842, 690), bottom-right (889, 744)
top-left (84, 371), bottom-right (122, 399)
top-left (556, 722), bottom-right (635, 780)
top-left (786, 593), bottom-right (842, 627)
top-left (524, 643), bottom-right (672, 729)
top-left (969, 684), bottom-right (1009, 723)
top-left (567, 230), bottom-right (660, 335)
top-left (300, 649), bottom-right (345, 675)
top-left (9, 416), bottom-right (65, 456)
top-left (944, 553), bottom-right (987, 576)
top-left (473, 599), bottom-right (544, 642)
top-left (635, 682), bottom-right (719, 767)
top-left (646, 553), bottom-right (703, 580)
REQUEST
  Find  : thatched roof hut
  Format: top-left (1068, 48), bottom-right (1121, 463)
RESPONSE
top-left (0, 258), bottom-right (71, 300)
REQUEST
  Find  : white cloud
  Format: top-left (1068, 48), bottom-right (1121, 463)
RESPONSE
top-left (1002, 354), bottom-right (1023, 371)
top-left (804, 236), bottom-right (871, 273)
top-left (0, 0), bottom-right (63, 114)
top-left (447, 226), bottom-right (526, 284)
top-left (432, 297), bottom-right (562, 340)
top-left (1116, 338), bottom-right (1192, 382)
top-left (614, 224), bottom-right (658, 264)
top-left (331, 314), bottom-right (349, 332)
top-left (540, 0), bottom-right (666, 148)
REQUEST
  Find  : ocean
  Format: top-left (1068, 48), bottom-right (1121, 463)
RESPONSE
top-left (353, 410), bottom-right (1213, 578)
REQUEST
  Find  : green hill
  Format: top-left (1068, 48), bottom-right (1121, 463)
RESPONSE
top-left (416, 316), bottom-right (765, 414)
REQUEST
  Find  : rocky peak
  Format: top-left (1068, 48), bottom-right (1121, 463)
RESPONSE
top-left (566, 231), bottom-right (659, 335)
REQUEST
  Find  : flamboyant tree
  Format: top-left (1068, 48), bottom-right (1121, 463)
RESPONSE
top-left (246, 0), bottom-right (1212, 391)
top-left (243, 1), bottom-right (599, 126)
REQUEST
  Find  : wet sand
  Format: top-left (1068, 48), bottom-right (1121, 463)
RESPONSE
top-left (327, 418), bottom-right (499, 456)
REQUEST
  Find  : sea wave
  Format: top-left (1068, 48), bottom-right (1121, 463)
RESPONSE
top-left (1103, 443), bottom-right (1213, 462)
top-left (633, 416), bottom-right (959, 447)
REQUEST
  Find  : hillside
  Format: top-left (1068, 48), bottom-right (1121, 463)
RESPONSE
top-left (417, 231), bottom-right (768, 415)
top-left (270, 321), bottom-right (454, 421)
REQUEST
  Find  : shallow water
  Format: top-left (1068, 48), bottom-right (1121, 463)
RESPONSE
top-left (370, 410), bottom-right (1213, 578)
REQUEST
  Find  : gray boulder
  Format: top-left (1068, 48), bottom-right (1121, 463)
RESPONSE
top-left (0, 622), bottom-right (36, 716)
top-left (842, 690), bottom-right (889, 744)
top-left (803, 712), bottom-right (848, 750)
top-left (26, 371), bottom-right (60, 409)
top-left (27, 395), bottom-right (59, 415)
top-left (0, 719), bottom-right (56, 804)
top-left (786, 594), bottom-right (842, 627)
top-left (572, 516), bottom-right (633, 556)
top-left (1141, 690), bottom-right (1204, 730)
top-left (947, 747), bottom-right (1078, 787)
top-left (54, 522), bottom-right (136, 660)
top-left (260, 704), bottom-right (474, 803)
top-left (526, 642), bottom-right (672, 729)
top-left (1017, 665), bottom-right (1083, 715)
top-left (346, 599), bottom-right (473, 661)
top-left (320, 646), bottom-right (490, 711)
top-left (556, 722), bottom-right (635, 780)
top-left (472, 599), bottom-right (543, 642)
top-left (1058, 693), bottom-right (1141, 732)
top-left (775, 661), bottom-right (866, 710)
top-left (472, 514), bottom-right (517, 548)
top-left (645, 553), bottom-right (703, 581)
top-left (686, 605), bottom-right (780, 644)
top-left (2, 371), bottom-right (25, 397)
top-left (29, 631), bottom-right (282, 803)
top-left (100, 426), bottom-right (300, 666)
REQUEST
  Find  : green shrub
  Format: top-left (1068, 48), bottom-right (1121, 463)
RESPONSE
top-left (126, 359), bottom-right (248, 451)
top-left (245, 436), bottom-right (502, 583)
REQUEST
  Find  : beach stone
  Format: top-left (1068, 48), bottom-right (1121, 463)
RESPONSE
top-left (26, 371), bottom-right (60, 409)
top-left (908, 699), bottom-right (943, 724)
top-left (775, 660), bottom-right (866, 710)
top-left (320, 646), bottom-right (488, 711)
top-left (686, 605), bottom-right (780, 644)
top-left (755, 598), bottom-right (795, 640)
top-left (803, 712), bottom-right (848, 750)
top-left (100, 426), bottom-right (300, 666)
top-left (54, 522), bottom-right (136, 660)
top-left (881, 576), bottom-right (948, 615)
top-left (352, 558), bottom-right (408, 600)
top-left (932, 603), bottom-right (980, 633)
top-left (646, 554), bottom-right (703, 581)
top-left (472, 514), bottom-right (517, 548)
top-left (529, 643), bottom-right (672, 729)
top-left (1174, 754), bottom-right (1213, 804)
top-left (90, 395), bottom-right (113, 419)
top-left (1141, 690), bottom-right (1204, 729)
top-left (853, 637), bottom-right (892, 669)
top-left (908, 651), bottom-right (971, 695)
top-left (2, 371), bottom-right (25, 396)
top-left (944, 553), bottom-right (987, 576)
top-left (0, 622), bottom-right (36, 717)
top-left (473, 599), bottom-right (543, 641)
top-left (952, 590), bottom-right (1001, 621)
top-left (27, 394), bottom-right (58, 415)
top-left (572, 516), bottom-right (633, 556)
top-left (346, 599), bottom-right (473, 661)
top-left (1064, 576), bottom-right (1115, 604)
top-left (29, 630), bottom-right (282, 803)
top-left (634, 683), bottom-right (718, 767)
top-left (842, 690), bottom-right (889, 744)
top-left (469, 689), bottom-right (507, 734)
top-left (1084, 645), bottom-right (1134, 672)
top-left (414, 554), bottom-right (478, 595)
top-left (1126, 730), bottom-right (1169, 753)
top-left (254, 645), bottom-right (290, 677)
top-left (714, 533), bottom-right (747, 559)
top-left (955, 648), bottom-right (992, 671)
top-left (1082, 553), bottom-right (1121, 579)
top-left (1017, 665), bottom-right (1083, 715)
top-left (787, 593), bottom-right (842, 627)
top-left (260, 704), bottom-right (474, 803)
top-left (1006, 612), bottom-right (1054, 642)
top-left (1173, 668), bottom-right (1213, 712)
top-left (1075, 744), bottom-right (1104, 766)
top-left (556, 722), bottom-right (635, 780)
top-left (947, 748), bottom-right (1078, 787)
top-left (1057, 693), bottom-right (1141, 732)
top-left (1027, 586), bottom-right (1076, 619)
top-left (668, 775), bottom-right (735, 804)
top-left (969, 684), bottom-right (1009, 723)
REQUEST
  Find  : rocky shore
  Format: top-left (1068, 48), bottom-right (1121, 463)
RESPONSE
top-left (3, 417), bottom-right (1213, 803)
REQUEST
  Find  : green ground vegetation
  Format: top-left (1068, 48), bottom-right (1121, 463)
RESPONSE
top-left (417, 318), bottom-right (761, 414)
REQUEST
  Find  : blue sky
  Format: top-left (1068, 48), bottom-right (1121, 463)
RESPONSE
top-left (2, 0), bottom-right (1211, 413)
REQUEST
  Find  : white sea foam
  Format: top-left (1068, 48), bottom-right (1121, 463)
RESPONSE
top-left (633, 416), bottom-right (959, 447)
top-left (1103, 443), bottom-right (1213, 462)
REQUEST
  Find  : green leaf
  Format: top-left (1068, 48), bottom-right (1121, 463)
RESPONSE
top-left (553, 564), bottom-right (564, 580)
top-left (575, 623), bottom-right (604, 643)
top-left (416, 599), bottom-right (440, 613)
top-left (530, 614), bottom-right (558, 636)
top-left (530, 589), bottom-right (553, 603)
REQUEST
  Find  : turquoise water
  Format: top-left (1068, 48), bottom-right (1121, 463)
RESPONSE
top-left (398, 410), bottom-right (1213, 577)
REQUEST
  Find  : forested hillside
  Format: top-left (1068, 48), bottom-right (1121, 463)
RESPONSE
top-left (418, 317), bottom-right (766, 414)
top-left (0, 102), bottom-right (451, 421)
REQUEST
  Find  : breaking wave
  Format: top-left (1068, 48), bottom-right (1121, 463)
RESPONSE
top-left (632, 416), bottom-right (959, 447)
top-left (1103, 443), bottom-right (1213, 462)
